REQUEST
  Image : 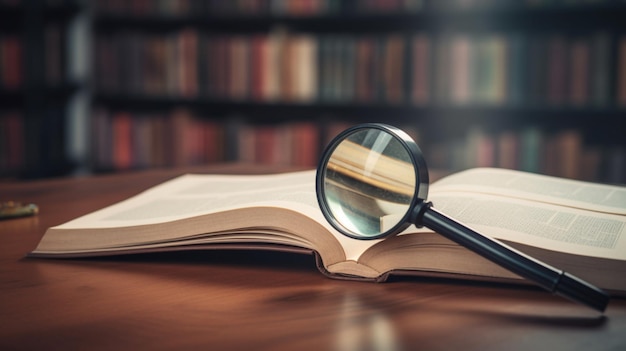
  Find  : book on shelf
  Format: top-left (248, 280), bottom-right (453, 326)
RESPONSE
top-left (0, 34), bottom-right (22, 90)
top-left (30, 167), bottom-right (626, 296)
top-left (619, 38), bottom-right (626, 106)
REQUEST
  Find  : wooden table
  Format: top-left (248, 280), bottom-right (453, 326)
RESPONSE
top-left (1, 164), bottom-right (625, 351)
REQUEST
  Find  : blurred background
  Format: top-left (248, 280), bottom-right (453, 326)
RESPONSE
top-left (0, 0), bottom-right (625, 183)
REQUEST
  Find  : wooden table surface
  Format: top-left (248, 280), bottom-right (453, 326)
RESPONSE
top-left (1, 164), bottom-right (625, 351)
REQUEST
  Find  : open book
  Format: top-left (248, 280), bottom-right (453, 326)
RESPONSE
top-left (30, 168), bottom-right (626, 295)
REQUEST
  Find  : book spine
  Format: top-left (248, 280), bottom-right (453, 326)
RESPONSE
top-left (0, 35), bottom-right (22, 90)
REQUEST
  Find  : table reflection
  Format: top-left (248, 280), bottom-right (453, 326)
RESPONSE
top-left (335, 291), bottom-right (401, 351)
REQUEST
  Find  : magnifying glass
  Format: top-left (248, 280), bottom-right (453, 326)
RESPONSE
top-left (316, 123), bottom-right (609, 312)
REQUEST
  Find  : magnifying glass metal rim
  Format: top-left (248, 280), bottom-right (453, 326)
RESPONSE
top-left (316, 123), bottom-right (430, 240)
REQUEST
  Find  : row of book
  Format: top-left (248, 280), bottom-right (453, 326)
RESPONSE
top-left (4, 107), bottom-right (623, 182)
top-left (426, 127), bottom-right (625, 184)
top-left (93, 29), bottom-right (626, 107)
top-left (92, 108), bottom-right (226, 171)
top-left (0, 26), bottom-right (65, 91)
top-left (86, 108), bottom-right (625, 183)
top-left (92, 0), bottom-right (622, 17)
top-left (91, 108), bottom-right (322, 171)
top-left (86, 108), bottom-right (416, 172)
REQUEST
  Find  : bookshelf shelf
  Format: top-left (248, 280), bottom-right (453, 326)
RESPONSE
top-left (83, 1), bottom-right (626, 183)
top-left (93, 93), bottom-right (624, 124)
top-left (0, 2), bottom-right (82, 23)
top-left (0, 89), bottom-right (24, 107)
top-left (0, 83), bottom-right (80, 105)
top-left (93, 6), bottom-right (626, 33)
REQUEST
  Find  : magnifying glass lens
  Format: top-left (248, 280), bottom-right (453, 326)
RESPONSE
top-left (318, 125), bottom-right (422, 239)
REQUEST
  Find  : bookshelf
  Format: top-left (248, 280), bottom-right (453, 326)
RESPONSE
top-left (0, 0), bottom-right (86, 178)
top-left (87, 0), bottom-right (626, 183)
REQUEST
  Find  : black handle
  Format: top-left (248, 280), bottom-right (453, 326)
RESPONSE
top-left (412, 202), bottom-right (609, 312)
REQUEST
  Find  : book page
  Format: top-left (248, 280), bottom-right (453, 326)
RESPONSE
top-left (427, 192), bottom-right (626, 261)
top-left (431, 168), bottom-right (626, 215)
top-left (55, 171), bottom-right (321, 228)
top-left (51, 170), bottom-right (376, 261)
